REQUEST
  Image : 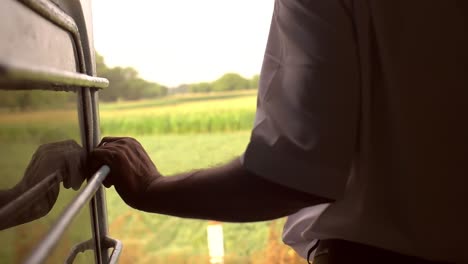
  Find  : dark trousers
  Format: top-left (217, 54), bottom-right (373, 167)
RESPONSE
top-left (313, 240), bottom-right (452, 264)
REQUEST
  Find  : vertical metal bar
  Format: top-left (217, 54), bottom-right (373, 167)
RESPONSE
top-left (90, 88), bottom-right (110, 264)
top-left (80, 87), bottom-right (106, 264)
top-left (76, 85), bottom-right (100, 264)
top-left (82, 0), bottom-right (112, 260)
top-left (89, 197), bottom-right (104, 264)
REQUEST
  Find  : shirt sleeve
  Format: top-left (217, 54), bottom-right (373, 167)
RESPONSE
top-left (241, 0), bottom-right (359, 200)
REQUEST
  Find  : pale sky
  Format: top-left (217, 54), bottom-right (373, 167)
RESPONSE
top-left (92, 0), bottom-right (274, 87)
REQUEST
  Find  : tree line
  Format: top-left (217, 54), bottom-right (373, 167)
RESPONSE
top-left (96, 54), bottom-right (168, 102)
top-left (0, 53), bottom-right (259, 111)
top-left (97, 53), bottom-right (259, 100)
top-left (184, 73), bottom-right (259, 93)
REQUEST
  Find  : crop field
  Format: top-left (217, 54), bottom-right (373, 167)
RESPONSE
top-left (99, 90), bottom-right (257, 136)
top-left (0, 90), bottom-right (304, 264)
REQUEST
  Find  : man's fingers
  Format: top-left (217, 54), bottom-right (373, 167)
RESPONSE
top-left (87, 148), bottom-right (116, 188)
top-left (99, 137), bottom-right (133, 146)
top-left (89, 142), bottom-right (128, 188)
top-left (102, 178), bottom-right (113, 188)
top-left (91, 137), bottom-right (155, 197)
top-left (99, 137), bottom-right (142, 149)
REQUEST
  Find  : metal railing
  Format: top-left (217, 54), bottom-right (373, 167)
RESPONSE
top-left (22, 166), bottom-right (119, 264)
top-left (0, 61), bottom-right (109, 90)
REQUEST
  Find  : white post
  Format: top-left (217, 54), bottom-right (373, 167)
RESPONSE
top-left (207, 221), bottom-right (225, 264)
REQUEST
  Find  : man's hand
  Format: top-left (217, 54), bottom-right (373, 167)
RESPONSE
top-left (86, 137), bottom-right (329, 222)
top-left (88, 137), bottom-right (162, 209)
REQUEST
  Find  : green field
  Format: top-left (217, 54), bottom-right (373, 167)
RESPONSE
top-left (99, 90), bottom-right (257, 136)
top-left (0, 90), bottom-right (303, 264)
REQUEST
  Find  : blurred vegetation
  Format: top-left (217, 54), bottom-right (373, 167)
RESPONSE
top-left (96, 54), bottom-right (169, 102)
top-left (0, 90), bottom-right (257, 143)
top-left (0, 90), bottom-right (75, 112)
top-left (100, 91), bottom-right (256, 136)
top-left (0, 54), bottom-right (259, 110)
top-left (186, 73), bottom-right (259, 93)
top-left (0, 90), bottom-right (80, 144)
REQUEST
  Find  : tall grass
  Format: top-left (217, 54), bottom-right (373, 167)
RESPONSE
top-left (100, 91), bottom-right (257, 136)
top-left (0, 108), bottom-right (80, 143)
top-left (0, 91), bottom-right (257, 143)
top-left (101, 108), bottom-right (254, 135)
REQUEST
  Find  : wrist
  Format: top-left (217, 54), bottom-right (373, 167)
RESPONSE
top-left (0, 185), bottom-right (21, 208)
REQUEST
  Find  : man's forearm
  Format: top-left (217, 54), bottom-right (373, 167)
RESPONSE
top-left (0, 187), bottom-right (17, 208)
top-left (136, 158), bottom-right (332, 222)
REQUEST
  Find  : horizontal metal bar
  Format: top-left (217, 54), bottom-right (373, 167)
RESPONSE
top-left (23, 165), bottom-right (110, 264)
top-left (0, 171), bottom-right (58, 230)
top-left (0, 60), bottom-right (108, 90)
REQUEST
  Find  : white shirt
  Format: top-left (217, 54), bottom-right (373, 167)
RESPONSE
top-left (242, 1), bottom-right (468, 263)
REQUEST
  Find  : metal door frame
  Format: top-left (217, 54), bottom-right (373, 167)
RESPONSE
top-left (0, 0), bottom-right (119, 263)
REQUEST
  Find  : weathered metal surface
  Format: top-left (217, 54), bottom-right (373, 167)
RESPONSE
top-left (0, 0), bottom-right (78, 73)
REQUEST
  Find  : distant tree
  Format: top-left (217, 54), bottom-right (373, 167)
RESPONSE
top-left (212, 73), bottom-right (250, 92)
top-left (189, 82), bottom-right (212, 93)
top-left (137, 79), bottom-right (168, 98)
top-left (0, 53), bottom-right (163, 111)
top-left (183, 73), bottom-right (259, 94)
top-left (96, 53), bottom-right (107, 75)
top-left (249, 74), bottom-right (260, 89)
top-left (169, 84), bottom-right (189, 95)
top-left (96, 52), bottom-right (168, 102)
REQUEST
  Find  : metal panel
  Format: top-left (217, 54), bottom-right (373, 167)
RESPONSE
top-left (0, 0), bottom-right (78, 73)
top-left (0, 89), bottom-right (94, 264)
top-left (50, 0), bottom-right (97, 76)
top-left (0, 0), bottom-right (114, 262)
